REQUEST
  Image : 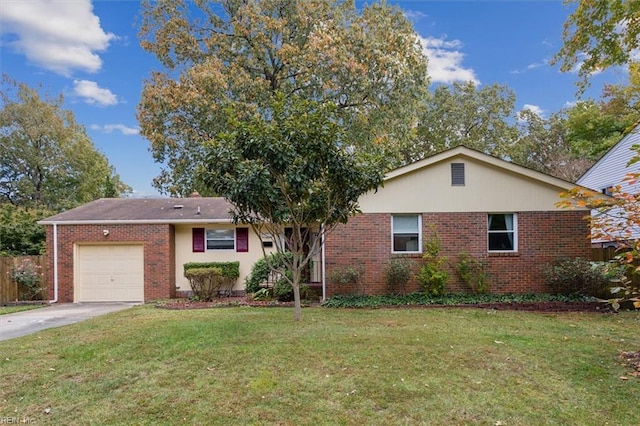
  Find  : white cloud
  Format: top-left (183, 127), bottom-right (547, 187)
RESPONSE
top-left (511, 61), bottom-right (547, 74)
top-left (0, 0), bottom-right (115, 76)
top-left (419, 36), bottom-right (479, 85)
top-left (568, 52), bottom-right (604, 76)
top-left (73, 80), bottom-right (118, 106)
top-left (90, 124), bottom-right (139, 136)
top-left (403, 10), bottom-right (428, 21)
top-left (518, 104), bottom-right (545, 122)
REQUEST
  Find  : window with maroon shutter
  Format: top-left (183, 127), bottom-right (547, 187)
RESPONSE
top-left (192, 228), bottom-right (205, 252)
top-left (236, 227), bottom-right (249, 252)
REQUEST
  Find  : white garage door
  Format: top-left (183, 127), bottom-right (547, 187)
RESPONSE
top-left (76, 245), bottom-right (144, 302)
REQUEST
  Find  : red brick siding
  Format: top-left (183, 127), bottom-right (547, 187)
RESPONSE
top-left (44, 224), bottom-right (176, 302)
top-left (324, 210), bottom-right (590, 296)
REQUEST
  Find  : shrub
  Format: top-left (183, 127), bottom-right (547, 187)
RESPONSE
top-left (184, 267), bottom-right (235, 301)
top-left (328, 263), bottom-right (365, 295)
top-left (183, 261), bottom-right (239, 280)
top-left (384, 257), bottom-right (413, 295)
top-left (245, 252), bottom-right (293, 294)
top-left (456, 252), bottom-right (489, 294)
top-left (11, 258), bottom-right (44, 300)
top-left (417, 227), bottom-right (448, 296)
top-left (544, 257), bottom-right (625, 297)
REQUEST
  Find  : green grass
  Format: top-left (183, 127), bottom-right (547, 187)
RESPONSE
top-left (1, 306), bottom-right (639, 425)
top-left (0, 304), bottom-right (45, 315)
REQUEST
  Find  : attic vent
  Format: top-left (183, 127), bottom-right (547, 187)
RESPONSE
top-left (173, 204), bottom-right (184, 209)
top-left (451, 163), bottom-right (465, 186)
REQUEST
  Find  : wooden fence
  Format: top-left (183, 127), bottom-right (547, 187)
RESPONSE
top-left (0, 256), bottom-right (46, 305)
top-left (592, 247), bottom-right (640, 287)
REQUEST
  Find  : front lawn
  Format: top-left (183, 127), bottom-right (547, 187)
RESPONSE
top-left (1, 306), bottom-right (639, 425)
top-left (0, 304), bottom-right (45, 315)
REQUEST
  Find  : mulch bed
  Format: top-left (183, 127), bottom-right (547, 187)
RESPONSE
top-left (157, 298), bottom-right (611, 313)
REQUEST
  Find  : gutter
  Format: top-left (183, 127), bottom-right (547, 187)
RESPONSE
top-left (49, 223), bottom-right (58, 304)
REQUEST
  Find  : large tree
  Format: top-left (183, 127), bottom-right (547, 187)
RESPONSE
top-left (138, 0), bottom-right (429, 196)
top-left (554, 0), bottom-right (640, 91)
top-left (0, 76), bottom-right (130, 211)
top-left (411, 81), bottom-right (518, 163)
top-left (204, 95), bottom-right (384, 320)
top-left (511, 109), bottom-right (592, 182)
top-left (138, 0), bottom-right (429, 320)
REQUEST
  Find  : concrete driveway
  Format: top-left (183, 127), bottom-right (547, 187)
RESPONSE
top-left (0, 303), bottom-right (138, 342)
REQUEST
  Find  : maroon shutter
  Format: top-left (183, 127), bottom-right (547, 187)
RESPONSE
top-left (236, 227), bottom-right (249, 252)
top-left (192, 228), bottom-right (205, 252)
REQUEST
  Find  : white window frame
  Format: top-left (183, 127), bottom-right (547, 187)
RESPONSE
top-left (487, 213), bottom-right (518, 253)
top-left (206, 228), bottom-right (235, 251)
top-left (391, 214), bottom-right (422, 254)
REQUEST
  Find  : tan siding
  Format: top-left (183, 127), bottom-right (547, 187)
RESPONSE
top-left (174, 224), bottom-right (274, 292)
top-left (359, 157), bottom-right (571, 213)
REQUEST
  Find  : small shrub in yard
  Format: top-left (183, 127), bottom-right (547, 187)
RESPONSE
top-left (11, 258), bottom-right (44, 300)
top-left (245, 252), bottom-right (293, 294)
top-left (184, 267), bottom-right (235, 301)
top-left (544, 257), bottom-right (625, 297)
top-left (329, 263), bottom-right (365, 295)
top-left (384, 257), bottom-right (413, 295)
top-left (417, 226), bottom-right (448, 296)
top-left (456, 252), bottom-right (489, 294)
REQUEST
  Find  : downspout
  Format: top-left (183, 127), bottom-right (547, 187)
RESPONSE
top-left (321, 224), bottom-right (326, 302)
top-left (49, 223), bottom-right (59, 304)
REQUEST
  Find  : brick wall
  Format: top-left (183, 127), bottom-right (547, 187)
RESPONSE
top-left (324, 210), bottom-right (590, 296)
top-left (44, 224), bottom-right (176, 302)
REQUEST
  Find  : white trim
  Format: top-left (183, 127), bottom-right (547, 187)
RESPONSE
top-left (205, 228), bottom-right (236, 251)
top-left (391, 214), bottom-right (422, 254)
top-left (487, 213), bottom-right (518, 253)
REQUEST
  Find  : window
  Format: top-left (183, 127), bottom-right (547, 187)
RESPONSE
top-left (488, 213), bottom-right (517, 252)
top-left (392, 214), bottom-right (421, 253)
top-left (451, 163), bottom-right (465, 186)
top-left (192, 227), bottom-right (249, 252)
top-left (601, 186), bottom-right (614, 196)
top-left (206, 229), bottom-right (235, 250)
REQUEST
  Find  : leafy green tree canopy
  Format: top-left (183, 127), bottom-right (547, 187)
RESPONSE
top-left (412, 81), bottom-right (518, 163)
top-left (138, 0), bottom-right (429, 196)
top-left (555, 0), bottom-right (640, 91)
top-left (203, 95), bottom-right (386, 320)
top-left (0, 204), bottom-right (53, 255)
top-left (0, 75), bottom-right (130, 211)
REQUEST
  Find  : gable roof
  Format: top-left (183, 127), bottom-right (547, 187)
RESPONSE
top-left (386, 145), bottom-right (578, 190)
top-left (39, 197), bottom-right (235, 225)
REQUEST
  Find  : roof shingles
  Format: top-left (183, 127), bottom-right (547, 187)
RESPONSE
top-left (39, 198), bottom-right (235, 224)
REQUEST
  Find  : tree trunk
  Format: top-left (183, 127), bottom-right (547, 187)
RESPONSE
top-left (292, 264), bottom-right (302, 321)
top-left (293, 281), bottom-right (302, 321)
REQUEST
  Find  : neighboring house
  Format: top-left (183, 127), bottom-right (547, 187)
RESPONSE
top-left (39, 146), bottom-right (590, 303)
top-left (577, 122), bottom-right (640, 246)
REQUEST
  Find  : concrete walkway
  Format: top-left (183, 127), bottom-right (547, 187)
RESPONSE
top-left (0, 303), bottom-right (137, 342)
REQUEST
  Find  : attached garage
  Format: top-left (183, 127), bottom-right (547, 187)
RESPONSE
top-left (75, 244), bottom-right (144, 302)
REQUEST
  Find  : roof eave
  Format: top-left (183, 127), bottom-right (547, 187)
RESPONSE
top-left (37, 218), bottom-right (234, 226)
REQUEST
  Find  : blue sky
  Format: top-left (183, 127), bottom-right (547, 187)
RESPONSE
top-left (0, 0), bottom-right (627, 197)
